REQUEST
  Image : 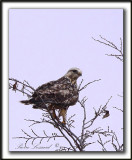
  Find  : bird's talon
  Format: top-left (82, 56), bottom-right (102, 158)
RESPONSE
top-left (62, 121), bottom-right (66, 126)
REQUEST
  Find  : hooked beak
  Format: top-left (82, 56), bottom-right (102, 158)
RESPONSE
top-left (79, 71), bottom-right (82, 76)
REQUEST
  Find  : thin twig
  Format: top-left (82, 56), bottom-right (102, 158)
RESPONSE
top-left (92, 35), bottom-right (123, 62)
top-left (79, 79), bottom-right (101, 92)
top-left (113, 107), bottom-right (123, 112)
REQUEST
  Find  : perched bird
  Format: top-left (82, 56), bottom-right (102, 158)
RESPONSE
top-left (20, 68), bottom-right (82, 124)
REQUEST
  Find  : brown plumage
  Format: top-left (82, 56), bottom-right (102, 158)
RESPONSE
top-left (20, 68), bottom-right (82, 124)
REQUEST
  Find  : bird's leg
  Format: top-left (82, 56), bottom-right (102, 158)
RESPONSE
top-left (53, 109), bottom-right (59, 121)
top-left (59, 108), bottom-right (67, 125)
top-left (48, 105), bottom-right (59, 121)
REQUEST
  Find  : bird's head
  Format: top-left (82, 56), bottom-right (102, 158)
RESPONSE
top-left (65, 68), bottom-right (82, 82)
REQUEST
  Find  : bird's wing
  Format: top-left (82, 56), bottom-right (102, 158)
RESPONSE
top-left (32, 77), bottom-right (78, 106)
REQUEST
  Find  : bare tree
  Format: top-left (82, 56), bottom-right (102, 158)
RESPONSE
top-left (92, 35), bottom-right (123, 62)
top-left (92, 35), bottom-right (123, 151)
top-left (9, 77), bottom-right (123, 152)
top-left (92, 35), bottom-right (123, 111)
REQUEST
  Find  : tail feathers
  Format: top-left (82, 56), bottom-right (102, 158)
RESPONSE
top-left (20, 98), bottom-right (47, 108)
top-left (20, 100), bottom-right (31, 105)
top-left (33, 103), bottom-right (47, 109)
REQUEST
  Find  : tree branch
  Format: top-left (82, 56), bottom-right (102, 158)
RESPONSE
top-left (92, 35), bottom-right (123, 62)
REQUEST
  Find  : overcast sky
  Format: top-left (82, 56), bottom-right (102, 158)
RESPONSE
top-left (9, 9), bottom-right (123, 151)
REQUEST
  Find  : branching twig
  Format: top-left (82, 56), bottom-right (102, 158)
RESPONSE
top-left (78, 79), bottom-right (101, 92)
top-left (113, 106), bottom-right (123, 112)
top-left (9, 77), bottom-right (122, 152)
top-left (78, 97), bottom-right (88, 150)
top-left (13, 129), bottom-right (63, 148)
top-left (97, 134), bottom-right (107, 151)
top-left (92, 35), bottom-right (123, 62)
top-left (84, 96), bottom-right (112, 129)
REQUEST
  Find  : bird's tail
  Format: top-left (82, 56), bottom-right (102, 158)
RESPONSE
top-left (20, 100), bottom-right (31, 105)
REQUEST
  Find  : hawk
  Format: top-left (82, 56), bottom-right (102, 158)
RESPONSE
top-left (20, 68), bottom-right (82, 124)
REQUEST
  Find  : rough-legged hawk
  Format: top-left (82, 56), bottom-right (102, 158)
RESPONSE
top-left (20, 68), bottom-right (82, 124)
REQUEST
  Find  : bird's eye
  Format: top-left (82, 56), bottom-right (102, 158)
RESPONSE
top-left (72, 70), bottom-right (77, 73)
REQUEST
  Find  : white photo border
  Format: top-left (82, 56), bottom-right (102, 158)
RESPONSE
top-left (2, 2), bottom-right (131, 159)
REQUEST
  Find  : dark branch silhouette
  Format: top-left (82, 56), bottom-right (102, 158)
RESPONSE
top-left (92, 35), bottom-right (123, 62)
top-left (9, 77), bottom-right (123, 151)
top-left (13, 129), bottom-right (63, 148)
top-left (9, 77), bottom-right (112, 151)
